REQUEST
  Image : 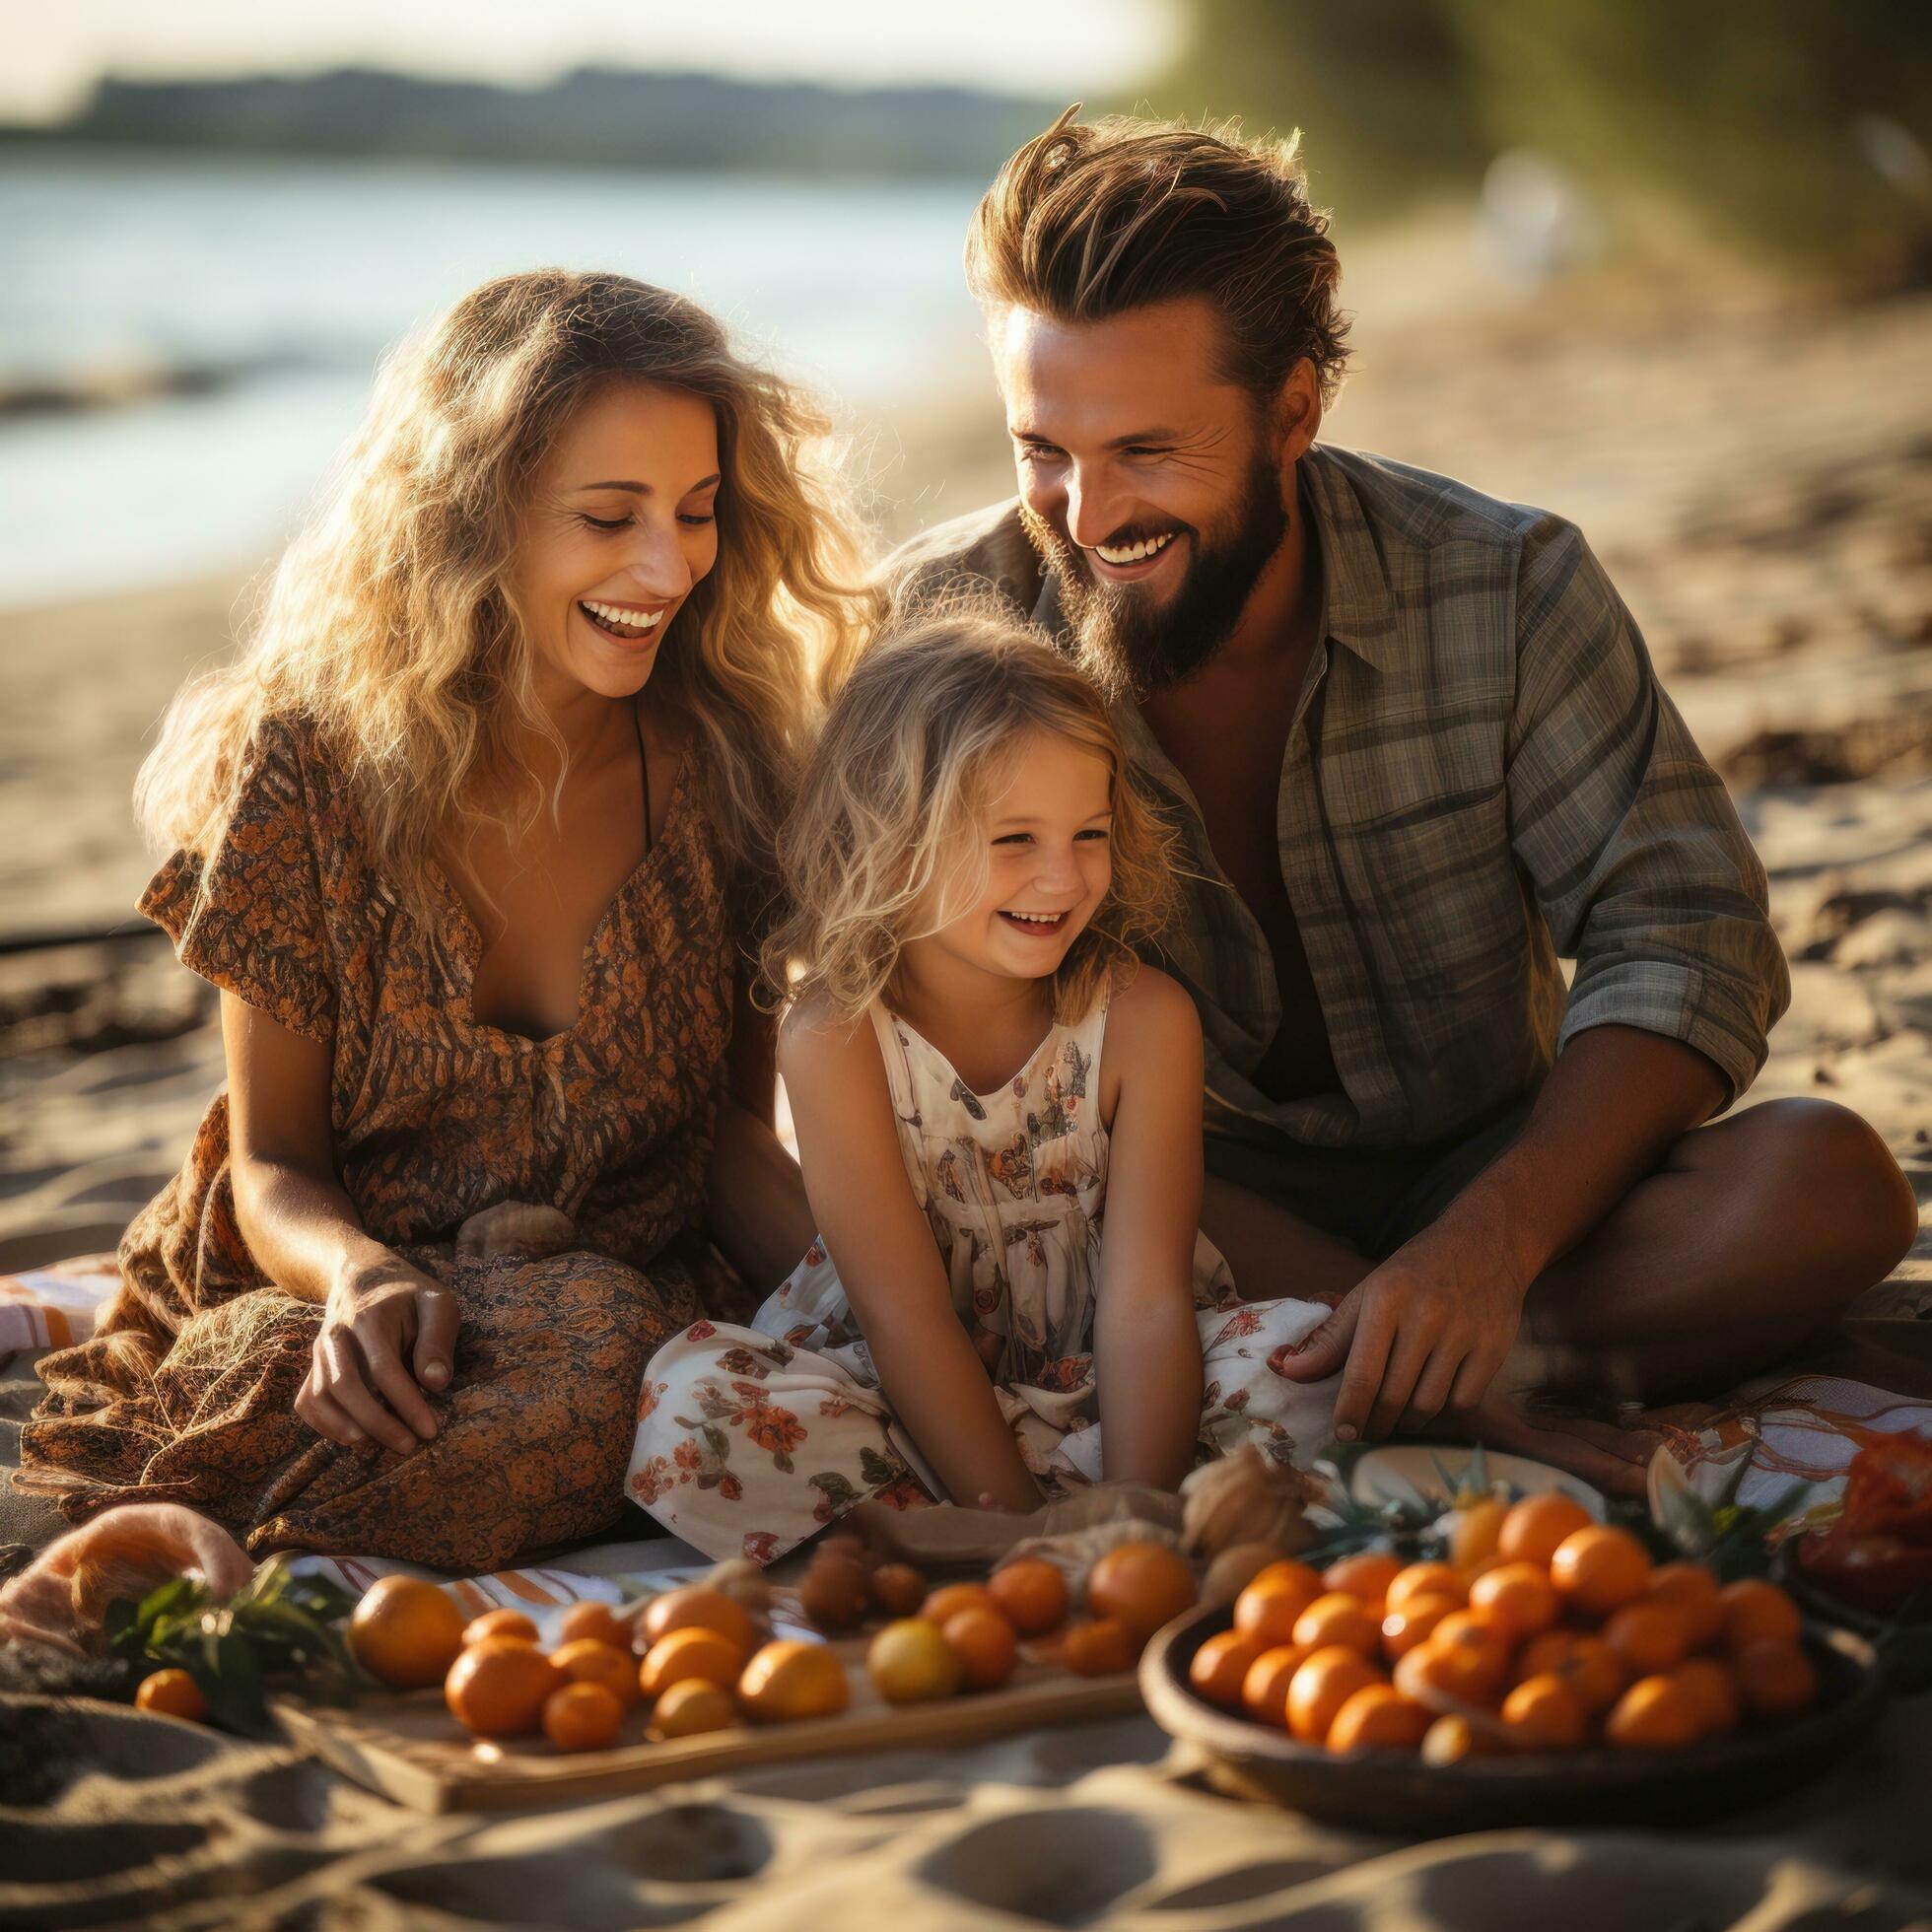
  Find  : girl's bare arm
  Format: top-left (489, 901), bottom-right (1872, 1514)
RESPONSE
top-left (780, 1011), bottom-right (1041, 1512)
top-left (223, 994), bottom-right (456, 1455)
top-left (1093, 969), bottom-right (1208, 1488)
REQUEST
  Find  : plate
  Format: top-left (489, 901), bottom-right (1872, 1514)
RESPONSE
top-left (1346, 1445), bottom-right (1606, 1517)
top-left (1140, 1603), bottom-right (1887, 1832)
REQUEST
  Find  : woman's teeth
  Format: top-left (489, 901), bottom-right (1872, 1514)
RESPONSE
top-left (1094, 531), bottom-right (1176, 566)
top-left (581, 599), bottom-right (664, 640)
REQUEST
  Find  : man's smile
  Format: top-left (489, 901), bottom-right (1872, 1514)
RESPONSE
top-left (1083, 528), bottom-right (1185, 586)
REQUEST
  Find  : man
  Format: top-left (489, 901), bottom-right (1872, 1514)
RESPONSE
top-left (890, 109), bottom-right (1916, 1483)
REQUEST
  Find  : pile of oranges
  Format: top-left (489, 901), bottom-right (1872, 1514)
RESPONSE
top-left (1189, 1493), bottom-right (1820, 1760)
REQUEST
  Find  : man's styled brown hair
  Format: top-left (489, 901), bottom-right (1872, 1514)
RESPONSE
top-left (966, 106), bottom-right (1351, 404)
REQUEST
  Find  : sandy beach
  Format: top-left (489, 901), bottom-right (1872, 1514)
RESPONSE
top-left (2, 246), bottom-right (1927, 1310)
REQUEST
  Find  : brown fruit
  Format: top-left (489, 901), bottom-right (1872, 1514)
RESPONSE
top-left (552, 1637), bottom-right (642, 1708)
top-left (797, 1555), bottom-right (869, 1632)
top-left (446, 1638), bottom-right (563, 1738)
top-left (1087, 1542), bottom-right (1195, 1640)
top-left (1061, 1619), bottom-right (1136, 1676)
top-left (816, 1532), bottom-right (870, 1567)
top-left (463, 1607), bottom-right (539, 1648)
top-left (641, 1587), bottom-right (756, 1656)
top-left (868, 1563), bottom-right (928, 1619)
top-left (135, 1668), bottom-right (209, 1722)
top-left (869, 1618), bottom-right (965, 1703)
top-left (942, 1607), bottom-right (1018, 1691)
top-left (1286, 1646), bottom-right (1382, 1745)
top-left (542, 1680), bottom-right (624, 1752)
top-left (648, 1678), bottom-right (737, 1740)
top-left (1328, 1684), bottom-right (1431, 1753)
top-left (988, 1556), bottom-right (1070, 1634)
top-left (737, 1640), bottom-right (850, 1722)
top-left (639, 1626), bottom-right (743, 1700)
top-left (348, 1575), bottom-right (467, 1690)
top-left (558, 1602), bottom-right (635, 1651)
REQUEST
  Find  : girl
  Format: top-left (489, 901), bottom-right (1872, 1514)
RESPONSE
top-left (627, 607), bottom-right (1335, 1561)
top-left (19, 270), bottom-right (862, 1571)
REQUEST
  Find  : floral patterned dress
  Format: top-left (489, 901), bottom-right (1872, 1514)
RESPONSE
top-left (627, 993), bottom-right (1337, 1563)
top-left (19, 714), bottom-right (738, 1572)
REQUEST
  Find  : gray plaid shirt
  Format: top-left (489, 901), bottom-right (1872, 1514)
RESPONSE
top-left (886, 443), bottom-right (1789, 1153)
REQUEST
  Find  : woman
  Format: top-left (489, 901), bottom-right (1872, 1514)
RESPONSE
top-left (16, 269), bottom-right (869, 1571)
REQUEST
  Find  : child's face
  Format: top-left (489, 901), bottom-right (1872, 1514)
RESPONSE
top-left (923, 726), bottom-right (1115, 985)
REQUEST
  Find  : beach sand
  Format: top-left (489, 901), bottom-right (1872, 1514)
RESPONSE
top-left (1, 253), bottom-right (1927, 1307)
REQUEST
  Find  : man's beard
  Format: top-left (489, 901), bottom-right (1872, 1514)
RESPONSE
top-left (1021, 451), bottom-right (1289, 700)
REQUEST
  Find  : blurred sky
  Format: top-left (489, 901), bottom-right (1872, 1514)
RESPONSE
top-left (3, 0), bottom-right (1182, 120)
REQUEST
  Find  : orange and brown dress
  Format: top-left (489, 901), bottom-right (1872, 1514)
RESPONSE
top-left (18, 716), bottom-right (736, 1571)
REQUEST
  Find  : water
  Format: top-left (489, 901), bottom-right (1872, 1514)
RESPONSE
top-left (0, 148), bottom-right (991, 608)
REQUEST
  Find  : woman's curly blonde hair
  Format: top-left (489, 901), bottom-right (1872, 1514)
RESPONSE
top-left (761, 599), bottom-right (1179, 1025)
top-left (137, 269), bottom-right (877, 921)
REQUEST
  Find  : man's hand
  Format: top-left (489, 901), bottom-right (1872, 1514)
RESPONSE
top-left (1272, 1218), bottom-right (1532, 1441)
top-left (296, 1257), bottom-right (458, 1455)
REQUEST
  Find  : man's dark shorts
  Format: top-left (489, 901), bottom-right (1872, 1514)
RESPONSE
top-left (1206, 1100), bottom-right (1536, 1260)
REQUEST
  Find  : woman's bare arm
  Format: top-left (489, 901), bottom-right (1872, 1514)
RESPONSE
top-left (780, 1010), bottom-right (1041, 1512)
top-left (223, 994), bottom-right (455, 1455)
top-left (1093, 970), bottom-right (1208, 1489)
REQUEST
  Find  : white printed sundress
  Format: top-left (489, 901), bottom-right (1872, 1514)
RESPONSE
top-left (625, 992), bottom-right (1338, 1563)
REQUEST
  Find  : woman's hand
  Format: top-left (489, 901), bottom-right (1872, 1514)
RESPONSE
top-left (296, 1256), bottom-right (459, 1454)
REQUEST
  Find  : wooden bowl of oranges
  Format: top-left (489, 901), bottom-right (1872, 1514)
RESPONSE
top-left (1140, 1493), bottom-right (1886, 1831)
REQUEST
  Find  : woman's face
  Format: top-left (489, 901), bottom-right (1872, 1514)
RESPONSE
top-left (510, 380), bottom-right (722, 708)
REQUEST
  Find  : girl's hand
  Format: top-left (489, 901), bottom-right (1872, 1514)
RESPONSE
top-left (296, 1258), bottom-right (458, 1454)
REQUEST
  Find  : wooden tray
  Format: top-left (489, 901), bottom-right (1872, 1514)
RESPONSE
top-left (273, 1647), bottom-right (1142, 1814)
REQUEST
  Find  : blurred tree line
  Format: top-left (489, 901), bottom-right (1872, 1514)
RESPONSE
top-left (1150, 0), bottom-right (1931, 285)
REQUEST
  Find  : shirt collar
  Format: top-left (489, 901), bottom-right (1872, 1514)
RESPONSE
top-left (1301, 443), bottom-right (1398, 671)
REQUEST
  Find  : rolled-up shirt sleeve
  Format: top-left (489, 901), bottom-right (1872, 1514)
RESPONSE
top-left (1505, 517), bottom-right (1789, 1107)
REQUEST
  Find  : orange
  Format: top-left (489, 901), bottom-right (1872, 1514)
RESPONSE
top-left (1291, 1592), bottom-right (1381, 1655)
top-left (868, 1618), bottom-right (964, 1703)
top-left (1467, 1561), bottom-right (1558, 1640)
top-left (1422, 1714), bottom-right (1495, 1764)
top-left (1515, 1630), bottom-right (1622, 1715)
top-left (348, 1575), bottom-right (467, 1690)
top-left (1322, 1552), bottom-right (1404, 1616)
top-left (1239, 1643), bottom-right (1311, 1726)
top-left (1644, 1563), bottom-right (1724, 1650)
top-left (135, 1668), bottom-right (209, 1722)
top-left (1605, 1673), bottom-right (1703, 1752)
top-left (988, 1557), bottom-right (1070, 1635)
top-left (1549, 1526), bottom-right (1652, 1618)
top-left (1061, 1618), bottom-right (1136, 1677)
top-left (1450, 1495), bottom-right (1510, 1572)
top-left (641, 1587), bottom-right (756, 1657)
top-left (1497, 1492), bottom-right (1593, 1567)
top-left (1731, 1640), bottom-right (1818, 1720)
top-left (446, 1638), bottom-right (563, 1738)
top-left (1671, 1657), bottom-right (1741, 1737)
top-left (640, 1626), bottom-right (743, 1700)
top-left (1233, 1576), bottom-right (1321, 1647)
top-left (1717, 1579), bottom-right (1802, 1654)
top-left (552, 1637), bottom-right (643, 1709)
top-left (1327, 1683), bottom-right (1430, 1753)
top-left (1432, 1609), bottom-right (1513, 1677)
top-left (1086, 1542), bottom-right (1196, 1640)
top-left (869, 1563), bottom-right (929, 1620)
top-left (941, 1607), bottom-right (1018, 1691)
top-left (1246, 1558), bottom-right (1327, 1606)
top-left (649, 1678), bottom-right (737, 1740)
top-left (1381, 1592), bottom-right (1461, 1660)
top-left (921, 1581), bottom-right (1000, 1626)
top-left (542, 1680), bottom-right (624, 1752)
top-left (1603, 1600), bottom-right (1691, 1677)
top-left (737, 1639), bottom-right (850, 1722)
top-left (558, 1601), bottom-right (635, 1651)
top-left (463, 1607), bottom-right (539, 1648)
top-left (1395, 1638), bottom-right (1497, 1708)
top-left (1286, 1645), bottom-right (1383, 1746)
top-left (1385, 1562), bottom-right (1467, 1613)
top-left (1499, 1673), bottom-right (1587, 1750)
top-left (1189, 1629), bottom-right (1270, 1711)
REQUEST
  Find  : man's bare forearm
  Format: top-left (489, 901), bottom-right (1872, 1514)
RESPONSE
top-left (1436, 1023), bottom-right (1727, 1290)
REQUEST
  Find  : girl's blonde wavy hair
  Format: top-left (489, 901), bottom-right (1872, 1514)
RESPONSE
top-left (762, 601), bottom-right (1179, 1025)
top-left (137, 269), bottom-right (877, 917)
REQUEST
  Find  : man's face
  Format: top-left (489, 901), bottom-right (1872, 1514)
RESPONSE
top-left (991, 296), bottom-right (1290, 697)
